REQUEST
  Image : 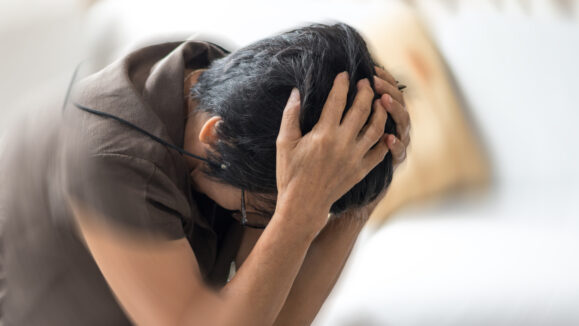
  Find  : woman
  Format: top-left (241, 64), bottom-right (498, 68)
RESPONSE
top-left (0, 23), bottom-right (410, 325)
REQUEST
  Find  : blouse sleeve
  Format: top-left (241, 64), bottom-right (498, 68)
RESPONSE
top-left (64, 152), bottom-right (188, 240)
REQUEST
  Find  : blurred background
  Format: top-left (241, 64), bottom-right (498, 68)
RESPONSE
top-left (1, 0), bottom-right (578, 324)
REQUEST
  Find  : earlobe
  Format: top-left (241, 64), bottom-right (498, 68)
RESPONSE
top-left (199, 116), bottom-right (223, 145)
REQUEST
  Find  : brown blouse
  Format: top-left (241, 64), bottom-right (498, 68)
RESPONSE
top-left (0, 39), bottom-right (243, 325)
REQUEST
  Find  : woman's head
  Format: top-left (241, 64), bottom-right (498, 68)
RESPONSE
top-left (190, 22), bottom-right (396, 217)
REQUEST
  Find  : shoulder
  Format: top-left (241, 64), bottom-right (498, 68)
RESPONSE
top-left (63, 150), bottom-right (191, 241)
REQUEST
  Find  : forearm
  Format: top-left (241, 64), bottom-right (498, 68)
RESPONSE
top-left (273, 213), bottom-right (366, 326)
top-left (212, 206), bottom-right (323, 326)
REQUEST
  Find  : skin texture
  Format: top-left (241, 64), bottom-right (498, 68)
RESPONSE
top-left (68, 65), bottom-right (410, 326)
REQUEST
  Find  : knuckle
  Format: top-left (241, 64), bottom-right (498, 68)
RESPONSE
top-left (320, 135), bottom-right (332, 147)
top-left (366, 124), bottom-right (383, 141)
top-left (358, 103), bottom-right (371, 115)
top-left (312, 131), bottom-right (330, 146)
top-left (362, 85), bottom-right (374, 98)
top-left (276, 136), bottom-right (287, 146)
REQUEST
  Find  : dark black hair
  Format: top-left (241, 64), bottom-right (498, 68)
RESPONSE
top-left (190, 22), bottom-right (396, 217)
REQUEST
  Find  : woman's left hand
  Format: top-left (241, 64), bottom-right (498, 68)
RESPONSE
top-left (373, 65), bottom-right (410, 171)
top-left (332, 65), bottom-right (411, 224)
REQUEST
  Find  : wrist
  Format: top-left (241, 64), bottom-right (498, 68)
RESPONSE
top-left (310, 211), bottom-right (365, 247)
top-left (273, 195), bottom-right (331, 240)
top-left (327, 209), bottom-right (369, 231)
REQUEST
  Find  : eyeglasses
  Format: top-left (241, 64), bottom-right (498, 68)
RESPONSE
top-left (230, 188), bottom-right (272, 229)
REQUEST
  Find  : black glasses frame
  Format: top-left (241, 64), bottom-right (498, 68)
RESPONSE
top-left (236, 188), bottom-right (268, 229)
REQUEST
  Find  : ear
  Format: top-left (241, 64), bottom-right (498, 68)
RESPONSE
top-left (199, 116), bottom-right (223, 145)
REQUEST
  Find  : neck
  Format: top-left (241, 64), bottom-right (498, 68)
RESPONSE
top-left (184, 68), bottom-right (207, 116)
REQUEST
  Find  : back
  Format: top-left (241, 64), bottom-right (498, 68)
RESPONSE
top-left (0, 100), bottom-right (134, 325)
top-left (0, 39), bottom-right (245, 325)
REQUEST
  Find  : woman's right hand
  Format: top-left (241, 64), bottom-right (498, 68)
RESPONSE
top-left (274, 71), bottom-right (390, 234)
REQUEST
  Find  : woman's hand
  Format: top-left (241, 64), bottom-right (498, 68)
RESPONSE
top-left (274, 71), bottom-right (390, 234)
top-left (373, 65), bottom-right (411, 171)
top-left (333, 66), bottom-right (411, 224)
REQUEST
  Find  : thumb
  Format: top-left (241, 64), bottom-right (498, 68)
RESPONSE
top-left (278, 88), bottom-right (302, 142)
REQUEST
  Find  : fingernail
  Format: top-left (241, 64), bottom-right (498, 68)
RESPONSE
top-left (392, 137), bottom-right (396, 144)
top-left (289, 87), bottom-right (300, 103)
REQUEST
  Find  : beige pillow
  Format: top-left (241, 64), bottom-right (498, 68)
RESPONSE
top-left (356, 5), bottom-right (491, 226)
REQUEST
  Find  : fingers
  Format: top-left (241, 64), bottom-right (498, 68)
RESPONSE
top-left (357, 98), bottom-right (388, 154)
top-left (277, 88), bottom-right (302, 144)
top-left (340, 78), bottom-right (375, 137)
top-left (374, 65), bottom-right (397, 85)
top-left (386, 134), bottom-right (407, 167)
top-left (372, 67), bottom-right (411, 168)
top-left (373, 74), bottom-right (405, 107)
top-left (381, 93), bottom-right (410, 146)
top-left (362, 133), bottom-right (390, 171)
top-left (317, 71), bottom-right (350, 129)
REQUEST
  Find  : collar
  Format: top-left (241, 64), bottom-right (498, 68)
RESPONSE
top-left (71, 40), bottom-right (229, 148)
top-left (69, 39), bottom-right (230, 233)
